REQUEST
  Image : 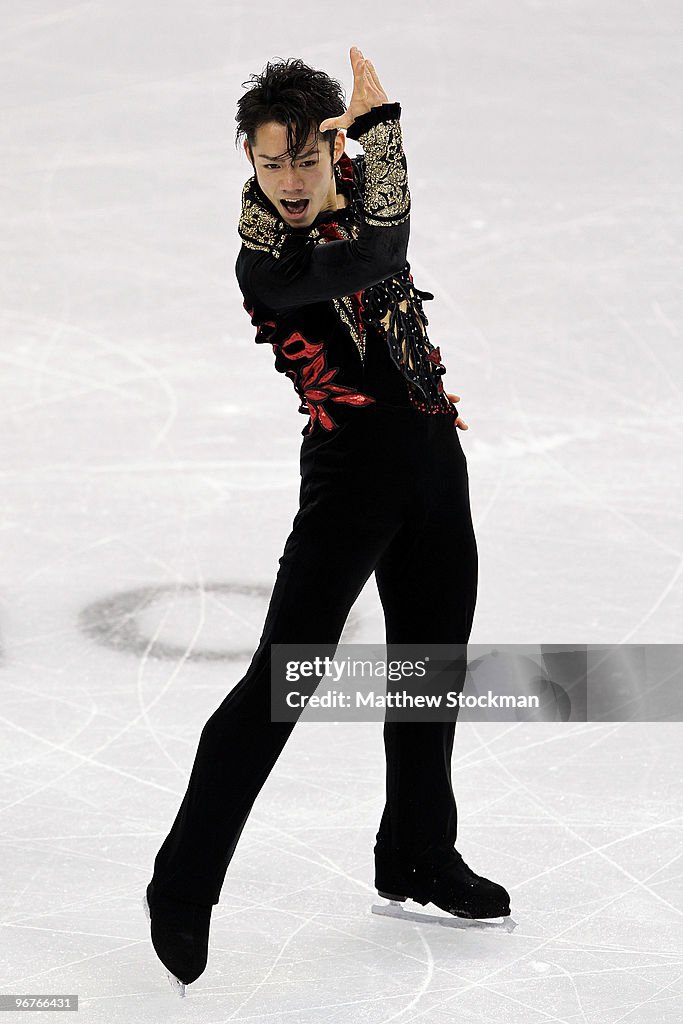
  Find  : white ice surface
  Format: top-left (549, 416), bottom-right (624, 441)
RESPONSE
top-left (1, 1), bottom-right (682, 1021)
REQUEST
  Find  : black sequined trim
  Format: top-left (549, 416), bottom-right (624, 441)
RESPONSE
top-left (361, 267), bottom-right (457, 420)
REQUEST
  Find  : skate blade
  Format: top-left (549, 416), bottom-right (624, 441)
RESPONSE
top-left (142, 892), bottom-right (187, 997)
top-left (371, 899), bottom-right (517, 933)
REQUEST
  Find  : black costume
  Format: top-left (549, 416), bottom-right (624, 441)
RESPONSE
top-left (236, 102), bottom-right (458, 433)
top-left (149, 103), bottom-right (483, 916)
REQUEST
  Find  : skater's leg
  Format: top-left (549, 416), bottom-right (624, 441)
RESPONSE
top-left (372, 419), bottom-right (510, 920)
top-left (150, 415), bottom-right (410, 907)
top-left (374, 418), bottom-right (478, 868)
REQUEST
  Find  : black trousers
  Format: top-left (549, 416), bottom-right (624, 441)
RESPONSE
top-left (151, 404), bottom-right (478, 905)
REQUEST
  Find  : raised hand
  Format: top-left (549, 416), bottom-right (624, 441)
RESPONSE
top-left (319, 46), bottom-right (389, 133)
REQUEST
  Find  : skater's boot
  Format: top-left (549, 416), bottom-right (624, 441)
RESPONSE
top-left (375, 843), bottom-right (511, 920)
top-left (142, 880), bottom-right (212, 996)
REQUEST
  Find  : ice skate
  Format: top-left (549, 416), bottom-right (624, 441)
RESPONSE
top-left (142, 881), bottom-right (212, 996)
top-left (372, 846), bottom-right (516, 931)
top-left (371, 897), bottom-right (517, 931)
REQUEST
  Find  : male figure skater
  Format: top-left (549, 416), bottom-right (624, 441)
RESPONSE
top-left (143, 46), bottom-right (511, 996)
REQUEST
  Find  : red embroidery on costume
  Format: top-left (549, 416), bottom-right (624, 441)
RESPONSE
top-left (280, 336), bottom-right (375, 434)
top-left (281, 331), bottom-right (325, 361)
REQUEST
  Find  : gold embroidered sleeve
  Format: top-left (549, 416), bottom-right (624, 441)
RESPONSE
top-left (238, 179), bottom-right (288, 257)
top-left (346, 102), bottom-right (411, 227)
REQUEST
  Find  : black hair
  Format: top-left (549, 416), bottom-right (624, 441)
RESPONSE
top-left (235, 57), bottom-right (346, 164)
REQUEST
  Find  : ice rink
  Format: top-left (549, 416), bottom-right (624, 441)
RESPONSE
top-left (1, 1), bottom-right (682, 1021)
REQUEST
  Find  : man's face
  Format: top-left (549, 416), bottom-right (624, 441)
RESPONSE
top-left (245, 120), bottom-right (344, 229)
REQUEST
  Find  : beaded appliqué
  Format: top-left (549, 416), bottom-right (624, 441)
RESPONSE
top-left (238, 178), bottom-right (288, 257)
top-left (355, 118), bottom-right (410, 227)
top-left (361, 268), bottom-right (457, 420)
top-left (333, 294), bottom-right (366, 362)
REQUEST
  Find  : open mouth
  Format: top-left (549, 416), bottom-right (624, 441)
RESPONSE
top-left (280, 198), bottom-right (309, 218)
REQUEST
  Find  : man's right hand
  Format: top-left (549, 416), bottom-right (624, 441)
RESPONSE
top-left (319, 46), bottom-right (389, 133)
